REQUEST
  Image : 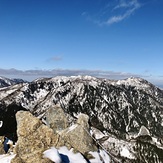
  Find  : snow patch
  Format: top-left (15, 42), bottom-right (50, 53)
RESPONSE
top-left (43, 146), bottom-right (87, 163)
top-left (91, 127), bottom-right (105, 139)
top-left (0, 121), bottom-right (3, 128)
top-left (67, 124), bottom-right (78, 133)
top-left (58, 146), bottom-right (87, 163)
top-left (120, 146), bottom-right (134, 159)
top-left (138, 125), bottom-right (150, 136)
top-left (43, 147), bottom-right (62, 163)
top-left (0, 154), bottom-right (16, 163)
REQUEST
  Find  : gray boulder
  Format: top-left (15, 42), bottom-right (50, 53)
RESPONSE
top-left (45, 104), bottom-right (68, 133)
top-left (58, 113), bottom-right (98, 155)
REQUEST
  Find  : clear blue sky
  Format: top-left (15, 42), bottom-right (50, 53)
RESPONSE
top-left (0, 0), bottom-right (163, 85)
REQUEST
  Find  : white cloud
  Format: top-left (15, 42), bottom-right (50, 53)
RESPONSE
top-left (106, 0), bottom-right (141, 25)
top-left (107, 15), bottom-right (125, 24)
top-left (47, 56), bottom-right (62, 62)
top-left (52, 56), bottom-right (62, 61)
top-left (82, 0), bottom-right (141, 26)
top-left (114, 0), bottom-right (140, 10)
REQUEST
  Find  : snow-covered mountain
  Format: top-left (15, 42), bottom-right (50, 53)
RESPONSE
top-left (0, 76), bottom-right (163, 162)
top-left (0, 76), bottom-right (26, 88)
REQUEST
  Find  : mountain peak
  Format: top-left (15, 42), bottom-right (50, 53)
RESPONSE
top-left (0, 76), bottom-right (27, 88)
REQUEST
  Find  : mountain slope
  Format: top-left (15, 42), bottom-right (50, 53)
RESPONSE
top-left (0, 76), bottom-right (26, 88)
top-left (0, 76), bottom-right (163, 162)
top-left (0, 76), bottom-right (163, 137)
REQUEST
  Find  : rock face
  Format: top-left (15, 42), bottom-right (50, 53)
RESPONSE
top-left (58, 113), bottom-right (97, 155)
top-left (0, 136), bottom-right (5, 154)
top-left (11, 111), bottom-right (98, 163)
top-left (45, 104), bottom-right (68, 133)
top-left (11, 111), bottom-right (59, 163)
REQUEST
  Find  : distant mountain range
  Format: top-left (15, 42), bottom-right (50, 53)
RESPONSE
top-left (0, 76), bottom-right (27, 88)
top-left (0, 76), bottom-right (163, 162)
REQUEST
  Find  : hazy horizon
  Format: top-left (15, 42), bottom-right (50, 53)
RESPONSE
top-left (0, 68), bottom-right (163, 88)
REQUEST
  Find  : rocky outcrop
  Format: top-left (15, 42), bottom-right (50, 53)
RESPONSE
top-left (45, 106), bottom-right (98, 156)
top-left (45, 105), bottom-right (68, 133)
top-left (5, 107), bottom-right (163, 163)
top-left (137, 125), bottom-right (150, 136)
top-left (58, 113), bottom-right (97, 155)
top-left (11, 111), bottom-right (98, 163)
top-left (11, 111), bottom-right (59, 163)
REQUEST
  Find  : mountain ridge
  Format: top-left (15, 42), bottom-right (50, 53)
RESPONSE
top-left (0, 76), bottom-right (163, 136)
top-left (0, 75), bottom-right (163, 162)
top-left (0, 76), bottom-right (27, 88)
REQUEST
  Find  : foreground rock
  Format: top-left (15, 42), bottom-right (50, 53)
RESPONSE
top-left (0, 136), bottom-right (5, 154)
top-left (45, 105), bottom-right (68, 133)
top-left (58, 113), bottom-right (98, 155)
top-left (11, 111), bottom-right (99, 163)
top-left (11, 111), bottom-right (59, 163)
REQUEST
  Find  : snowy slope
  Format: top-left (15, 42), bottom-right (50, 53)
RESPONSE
top-left (0, 76), bottom-right (26, 88)
top-left (0, 76), bottom-right (163, 138)
top-left (0, 75), bottom-right (163, 162)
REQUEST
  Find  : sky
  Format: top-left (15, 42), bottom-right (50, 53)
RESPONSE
top-left (0, 0), bottom-right (163, 86)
